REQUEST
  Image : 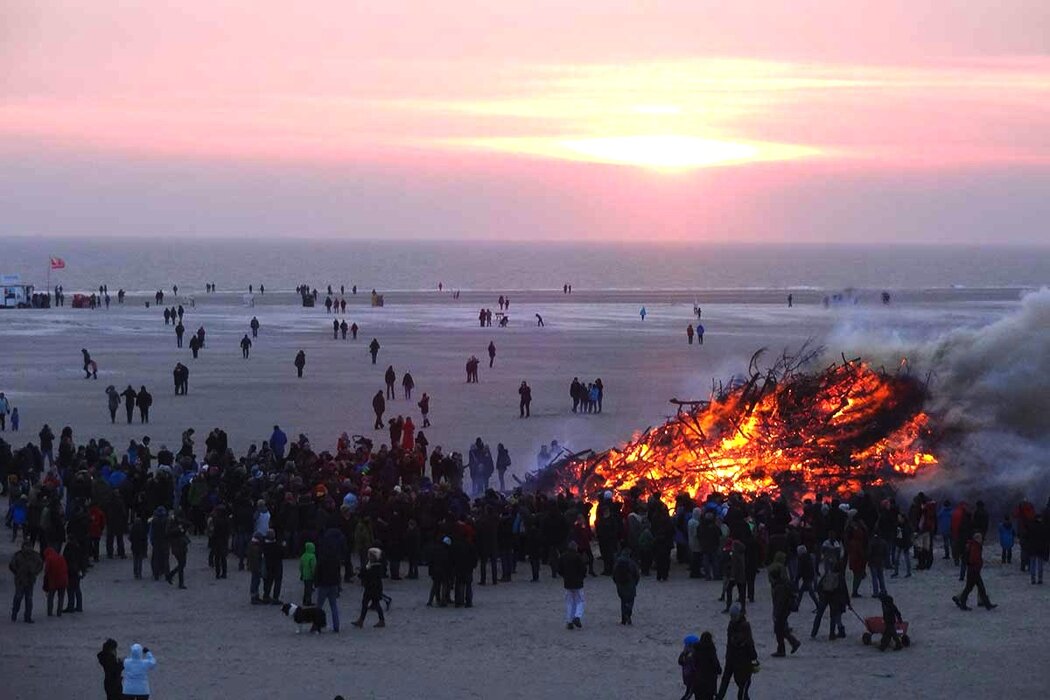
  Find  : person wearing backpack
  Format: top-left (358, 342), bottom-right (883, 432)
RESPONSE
top-left (612, 545), bottom-right (640, 625)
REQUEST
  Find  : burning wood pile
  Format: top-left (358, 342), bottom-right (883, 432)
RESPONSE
top-left (534, 346), bottom-right (938, 504)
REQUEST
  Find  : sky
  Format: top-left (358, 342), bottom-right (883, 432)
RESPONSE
top-left (2, 1), bottom-right (1049, 243)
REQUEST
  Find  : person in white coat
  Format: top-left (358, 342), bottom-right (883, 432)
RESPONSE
top-left (122, 643), bottom-right (157, 699)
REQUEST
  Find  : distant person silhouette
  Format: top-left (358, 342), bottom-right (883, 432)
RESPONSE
top-left (294, 350), bottom-right (306, 378)
top-left (369, 338), bottom-right (380, 364)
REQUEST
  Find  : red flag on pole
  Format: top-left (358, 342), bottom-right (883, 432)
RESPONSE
top-left (50, 257), bottom-right (66, 270)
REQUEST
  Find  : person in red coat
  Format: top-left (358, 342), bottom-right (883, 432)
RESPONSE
top-left (401, 417), bottom-right (415, 452)
top-left (845, 516), bottom-right (869, 598)
top-left (42, 547), bottom-right (69, 617)
top-left (88, 504), bottom-right (107, 563)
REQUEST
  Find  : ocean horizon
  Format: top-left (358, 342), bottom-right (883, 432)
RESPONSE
top-left (2, 237), bottom-right (1049, 294)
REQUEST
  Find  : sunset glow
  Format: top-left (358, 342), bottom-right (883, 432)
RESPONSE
top-left (3, 1), bottom-right (1049, 242)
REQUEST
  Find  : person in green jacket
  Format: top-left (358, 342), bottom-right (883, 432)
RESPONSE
top-left (300, 542), bottom-right (317, 606)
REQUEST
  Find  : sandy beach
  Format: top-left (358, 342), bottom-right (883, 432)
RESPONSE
top-left (1, 288), bottom-right (1046, 699)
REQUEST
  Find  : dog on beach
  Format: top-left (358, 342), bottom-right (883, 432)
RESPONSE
top-left (280, 602), bottom-right (327, 633)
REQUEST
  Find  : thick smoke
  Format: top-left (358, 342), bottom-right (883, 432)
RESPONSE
top-left (825, 288), bottom-right (1050, 502)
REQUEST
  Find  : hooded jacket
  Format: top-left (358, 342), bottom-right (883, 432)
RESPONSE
top-left (687, 508), bottom-right (703, 553)
top-left (122, 644), bottom-right (157, 696)
top-left (300, 542), bottom-right (317, 582)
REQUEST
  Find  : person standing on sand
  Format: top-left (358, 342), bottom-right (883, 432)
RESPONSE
top-left (560, 541), bottom-right (586, 629)
top-left (9, 539), bottom-right (43, 623)
top-left (372, 391), bottom-right (386, 430)
top-left (518, 381), bottom-right (532, 418)
top-left (697, 324), bottom-right (705, 345)
top-left (196, 326), bottom-right (206, 348)
top-left (122, 643), bottom-right (157, 700)
top-left (716, 603), bottom-right (757, 700)
top-left (97, 638), bottom-right (123, 700)
top-left (687, 324), bottom-right (694, 345)
top-left (332, 318), bottom-right (339, 339)
top-left (639, 307), bottom-right (647, 321)
top-left (369, 338), bottom-right (381, 364)
top-left (188, 334), bottom-right (200, 358)
top-left (104, 386), bottom-right (120, 423)
top-left (81, 348), bottom-right (93, 379)
top-left (294, 350), bottom-right (306, 378)
top-left (418, 392), bottom-right (431, 427)
top-left (136, 386), bottom-right (152, 424)
top-left (488, 341), bottom-right (496, 367)
top-left (240, 334), bottom-right (252, 359)
top-left (250, 316), bottom-right (260, 338)
top-left (0, 392), bottom-right (8, 431)
top-left (351, 322), bottom-right (359, 340)
top-left (340, 320), bottom-right (348, 340)
top-left (174, 321), bottom-right (184, 348)
top-left (385, 366), bottom-right (397, 400)
top-left (495, 444), bottom-right (511, 492)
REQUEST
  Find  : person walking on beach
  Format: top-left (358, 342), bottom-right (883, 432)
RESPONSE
top-left (717, 603), bottom-right (757, 700)
top-left (136, 386), bottom-right (152, 424)
top-left (687, 324), bottom-right (694, 345)
top-left (174, 321), bottom-right (184, 348)
top-left (102, 386), bottom-right (119, 423)
top-left (333, 318), bottom-right (339, 339)
top-left (188, 334), bottom-right (200, 358)
top-left (535, 313), bottom-right (544, 327)
top-left (122, 643), bottom-right (157, 700)
top-left (352, 548), bottom-right (386, 628)
top-left (294, 350), bottom-right (306, 378)
top-left (10, 540), bottom-right (43, 622)
top-left (172, 364), bottom-right (182, 395)
top-left (372, 391), bottom-right (386, 430)
top-left (385, 366), bottom-right (397, 400)
top-left (240, 334), bottom-right (252, 359)
top-left (697, 323), bottom-right (705, 345)
top-left (121, 386), bottom-right (137, 424)
top-left (612, 545), bottom-right (640, 625)
top-left (165, 519), bottom-right (189, 589)
top-left (81, 349), bottom-right (94, 379)
top-left (97, 639), bottom-right (123, 700)
top-left (953, 532), bottom-right (997, 610)
top-left (351, 322), bottom-right (358, 340)
top-left (369, 338), bottom-right (380, 365)
top-left (560, 541), bottom-right (587, 629)
top-left (488, 341), bottom-right (496, 368)
top-left (639, 307), bottom-right (646, 321)
top-left (518, 381), bottom-right (532, 418)
top-left (250, 316), bottom-right (260, 338)
top-left (196, 326), bottom-right (206, 348)
top-left (402, 372), bottom-right (415, 400)
top-left (340, 320), bottom-right (348, 340)
top-left (418, 393), bottom-right (431, 428)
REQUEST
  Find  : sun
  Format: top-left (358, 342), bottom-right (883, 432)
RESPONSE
top-left (560, 135), bottom-right (760, 170)
top-left (445, 134), bottom-right (819, 171)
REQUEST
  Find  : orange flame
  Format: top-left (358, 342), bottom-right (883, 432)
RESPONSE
top-left (553, 360), bottom-right (937, 508)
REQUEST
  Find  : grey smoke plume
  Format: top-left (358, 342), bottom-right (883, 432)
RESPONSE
top-left (825, 288), bottom-right (1050, 501)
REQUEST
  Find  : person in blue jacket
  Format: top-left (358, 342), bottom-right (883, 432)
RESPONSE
top-left (937, 500), bottom-right (954, 560)
top-left (998, 515), bottom-right (1015, 564)
top-left (122, 643), bottom-right (157, 699)
top-left (269, 425), bottom-right (288, 463)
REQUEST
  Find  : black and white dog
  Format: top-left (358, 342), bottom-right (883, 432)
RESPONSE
top-left (280, 602), bottom-right (327, 633)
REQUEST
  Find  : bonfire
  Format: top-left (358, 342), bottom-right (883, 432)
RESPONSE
top-left (532, 345), bottom-right (938, 506)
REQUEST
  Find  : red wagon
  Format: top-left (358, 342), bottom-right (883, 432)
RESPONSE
top-left (860, 616), bottom-right (910, 647)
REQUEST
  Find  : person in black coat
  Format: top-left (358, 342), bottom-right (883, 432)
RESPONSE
top-left (104, 495), bottom-right (128, 559)
top-left (136, 386), bottom-right (152, 424)
top-left (559, 541), bottom-right (587, 629)
top-left (452, 533), bottom-right (478, 608)
top-left (427, 536), bottom-right (452, 607)
top-left (353, 548), bottom-right (386, 627)
top-left (262, 529), bottom-right (284, 603)
top-left (97, 638), bottom-right (123, 700)
top-left (121, 386), bottom-right (137, 424)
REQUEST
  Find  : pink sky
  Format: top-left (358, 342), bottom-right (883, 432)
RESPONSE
top-left (3, 1), bottom-right (1049, 242)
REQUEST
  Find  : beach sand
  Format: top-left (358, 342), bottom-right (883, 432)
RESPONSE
top-left (0, 289), bottom-right (1042, 698)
